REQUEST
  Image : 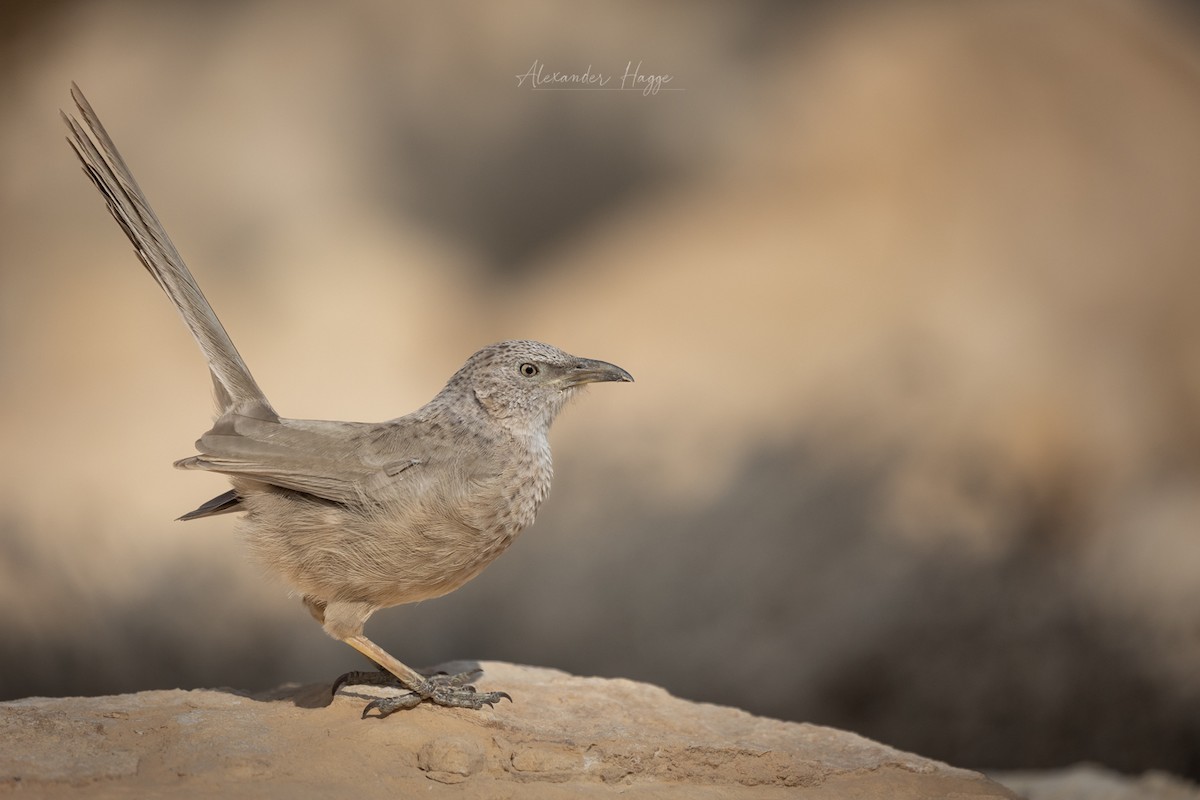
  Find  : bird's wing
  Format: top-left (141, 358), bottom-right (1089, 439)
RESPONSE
top-left (175, 415), bottom-right (426, 505)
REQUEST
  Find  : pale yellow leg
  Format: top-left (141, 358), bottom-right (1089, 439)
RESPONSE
top-left (341, 634), bottom-right (429, 692)
top-left (312, 596), bottom-right (510, 715)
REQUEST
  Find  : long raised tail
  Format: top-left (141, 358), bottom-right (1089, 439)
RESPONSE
top-left (63, 84), bottom-right (277, 422)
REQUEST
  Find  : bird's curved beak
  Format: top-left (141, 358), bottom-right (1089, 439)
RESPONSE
top-left (559, 357), bottom-right (634, 388)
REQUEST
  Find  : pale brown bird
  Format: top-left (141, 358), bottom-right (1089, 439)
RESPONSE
top-left (62, 85), bottom-right (632, 717)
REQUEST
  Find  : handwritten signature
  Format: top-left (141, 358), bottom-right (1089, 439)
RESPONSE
top-left (515, 60), bottom-right (682, 96)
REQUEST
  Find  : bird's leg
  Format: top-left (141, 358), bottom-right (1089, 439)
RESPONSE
top-left (310, 597), bottom-right (510, 717)
top-left (338, 634), bottom-right (511, 718)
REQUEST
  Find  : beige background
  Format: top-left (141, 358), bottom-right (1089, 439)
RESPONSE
top-left (2, 0), bottom-right (1200, 777)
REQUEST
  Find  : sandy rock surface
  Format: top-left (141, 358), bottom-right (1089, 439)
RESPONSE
top-left (1, 662), bottom-right (1015, 798)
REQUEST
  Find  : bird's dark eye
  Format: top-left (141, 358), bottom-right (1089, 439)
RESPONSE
top-left (519, 362), bottom-right (539, 377)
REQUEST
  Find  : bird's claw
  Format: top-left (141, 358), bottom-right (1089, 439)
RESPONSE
top-left (361, 692), bottom-right (423, 718)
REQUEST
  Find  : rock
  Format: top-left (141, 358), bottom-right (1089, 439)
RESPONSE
top-left (991, 764), bottom-right (1200, 800)
top-left (0, 662), bottom-right (1015, 798)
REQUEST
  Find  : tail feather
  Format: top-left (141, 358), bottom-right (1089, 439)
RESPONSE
top-left (63, 84), bottom-right (277, 421)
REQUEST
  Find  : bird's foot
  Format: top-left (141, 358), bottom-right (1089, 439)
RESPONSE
top-left (332, 667), bottom-right (511, 718)
top-left (331, 668), bottom-right (403, 695)
top-left (331, 666), bottom-right (482, 695)
top-left (363, 683), bottom-right (512, 718)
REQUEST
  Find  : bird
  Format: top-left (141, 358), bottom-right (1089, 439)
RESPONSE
top-left (62, 84), bottom-right (632, 717)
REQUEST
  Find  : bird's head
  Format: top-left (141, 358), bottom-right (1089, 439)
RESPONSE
top-left (442, 340), bottom-right (633, 435)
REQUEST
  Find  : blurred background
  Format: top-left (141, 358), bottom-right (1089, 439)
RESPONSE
top-left (2, 0), bottom-right (1199, 779)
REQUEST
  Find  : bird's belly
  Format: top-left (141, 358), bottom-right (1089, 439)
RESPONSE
top-left (238, 487), bottom-right (526, 609)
